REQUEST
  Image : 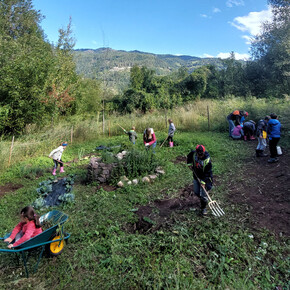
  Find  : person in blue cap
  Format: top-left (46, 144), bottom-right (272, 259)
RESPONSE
top-left (49, 142), bottom-right (68, 175)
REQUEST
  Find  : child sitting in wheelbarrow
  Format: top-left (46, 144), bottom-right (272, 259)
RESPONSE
top-left (4, 206), bottom-right (42, 248)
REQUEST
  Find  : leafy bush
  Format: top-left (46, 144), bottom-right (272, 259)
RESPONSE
top-left (110, 149), bottom-right (161, 182)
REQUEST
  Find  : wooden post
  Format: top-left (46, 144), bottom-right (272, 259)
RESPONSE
top-left (71, 126), bottom-right (73, 144)
top-left (207, 105), bottom-right (210, 131)
top-left (8, 136), bottom-right (15, 167)
top-left (102, 99), bottom-right (105, 134)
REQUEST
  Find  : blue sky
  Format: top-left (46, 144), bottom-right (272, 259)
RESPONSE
top-left (33, 0), bottom-right (272, 60)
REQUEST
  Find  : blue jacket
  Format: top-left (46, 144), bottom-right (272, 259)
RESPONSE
top-left (267, 119), bottom-right (281, 139)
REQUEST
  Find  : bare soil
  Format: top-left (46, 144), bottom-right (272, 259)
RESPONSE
top-left (130, 147), bottom-right (290, 237)
top-left (227, 143), bottom-right (290, 237)
top-left (0, 183), bottom-right (23, 198)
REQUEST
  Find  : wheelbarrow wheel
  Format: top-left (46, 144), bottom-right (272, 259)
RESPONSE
top-left (49, 235), bottom-right (65, 256)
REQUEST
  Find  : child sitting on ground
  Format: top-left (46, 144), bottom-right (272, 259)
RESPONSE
top-left (4, 206), bottom-right (42, 248)
top-left (231, 125), bottom-right (244, 140)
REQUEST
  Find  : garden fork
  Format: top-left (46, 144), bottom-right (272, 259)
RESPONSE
top-left (192, 170), bottom-right (225, 217)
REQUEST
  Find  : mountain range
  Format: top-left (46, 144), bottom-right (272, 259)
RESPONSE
top-left (73, 48), bottom-right (225, 93)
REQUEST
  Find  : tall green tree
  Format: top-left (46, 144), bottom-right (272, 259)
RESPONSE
top-left (0, 0), bottom-right (54, 134)
top-left (251, 0), bottom-right (290, 97)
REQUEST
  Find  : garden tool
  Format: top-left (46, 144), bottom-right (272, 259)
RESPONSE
top-left (159, 136), bottom-right (169, 148)
top-left (48, 157), bottom-right (71, 167)
top-left (192, 169), bottom-right (225, 217)
top-left (117, 124), bottom-right (126, 131)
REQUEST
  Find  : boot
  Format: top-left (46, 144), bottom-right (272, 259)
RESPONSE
top-left (256, 149), bottom-right (261, 157)
top-left (200, 200), bottom-right (208, 216)
top-left (260, 151), bottom-right (268, 157)
top-left (268, 158), bottom-right (278, 163)
top-left (52, 168), bottom-right (56, 176)
top-left (60, 167), bottom-right (65, 173)
top-left (169, 141), bottom-right (174, 147)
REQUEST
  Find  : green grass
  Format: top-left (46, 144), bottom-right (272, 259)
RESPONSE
top-left (0, 131), bottom-right (289, 289)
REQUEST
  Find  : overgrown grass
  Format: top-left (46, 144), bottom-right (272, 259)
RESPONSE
top-left (1, 96), bottom-right (289, 174)
top-left (0, 131), bottom-right (289, 289)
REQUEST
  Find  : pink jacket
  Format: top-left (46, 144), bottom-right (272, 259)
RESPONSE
top-left (232, 125), bottom-right (243, 136)
top-left (10, 221), bottom-right (43, 247)
top-left (144, 133), bottom-right (156, 146)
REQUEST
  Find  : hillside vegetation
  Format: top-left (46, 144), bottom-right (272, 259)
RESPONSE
top-left (74, 48), bottom-right (224, 92)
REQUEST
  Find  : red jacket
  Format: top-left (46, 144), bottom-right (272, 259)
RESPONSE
top-left (10, 221), bottom-right (42, 247)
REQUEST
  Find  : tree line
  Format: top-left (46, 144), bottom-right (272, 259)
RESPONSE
top-left (0, 0), bottom-right (289, 135)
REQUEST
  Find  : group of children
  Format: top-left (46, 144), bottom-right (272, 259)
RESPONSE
top-left (227, 110), bottom-right (282, 163)
top-left (4, 111), bottom-right (282, 249)
top-left (122, 119), bottom-right (176, 151)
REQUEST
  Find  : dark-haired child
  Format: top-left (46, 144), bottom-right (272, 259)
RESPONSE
top-left (49, 142), bottom-right (68, 175)
top-left (4, 206), bottom-right (42, 248)
top-left (143, 128), bottom-right (157, 153)
top-left (187, 145), bottom-right (213, 216)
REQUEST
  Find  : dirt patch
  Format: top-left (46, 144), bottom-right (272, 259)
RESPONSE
top-left (227, 143), bottom-right (290, 237)
top-left (128, 184), bottom-right (201, 234)
top-left (172, 155), bottom-right (187, 164)
top-left (129, 143), bottom-right (290, 237)
top-left (97, 184), bottom-right (117, 192)
top-left (0, 183), bottom-right (23, 198)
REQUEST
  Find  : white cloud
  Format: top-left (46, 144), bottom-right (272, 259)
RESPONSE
top-left (202, 53), bottom-right (214, 58)
top-left (213, 7), bottom-right (221, 13)
top-left (226, 0), bottom-right (244, 7)
top-left (231, 7), bottom-right (272, 36)
top-left (200, 14), bottom-right (209, 18)
top-left (242, 35), bottom-right (253, 45)
top-left (217, 52), bottom-right (250, 60)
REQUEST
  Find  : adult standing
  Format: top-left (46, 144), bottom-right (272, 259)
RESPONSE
top-left (267, 113), bottom-right (281, 163)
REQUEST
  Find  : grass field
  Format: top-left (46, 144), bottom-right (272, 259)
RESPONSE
top-left (0, 130), bottom-right (289, 289)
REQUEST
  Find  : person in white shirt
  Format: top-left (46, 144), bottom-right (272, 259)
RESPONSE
top-left (49, 142), bottom-right (68, 175)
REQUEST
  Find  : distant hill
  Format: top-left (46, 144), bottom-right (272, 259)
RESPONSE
top-left (73, 48), bottom-right (224, 93)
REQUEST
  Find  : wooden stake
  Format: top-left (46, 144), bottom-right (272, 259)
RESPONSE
top-left (71, 126), bottom-right (73, 144)
top-left (207, 105), bottom-right (210, 131)
top-left (8, 136), bottom-right (14, 167)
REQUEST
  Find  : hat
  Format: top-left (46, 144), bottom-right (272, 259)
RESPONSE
top-left (62, 142), bottom-right (68, 147)
top-left (196, 144), bottom-right (205, 153)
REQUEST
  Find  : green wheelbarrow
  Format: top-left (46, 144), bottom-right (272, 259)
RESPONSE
top-left (0, 210), bottom-right (70, 278)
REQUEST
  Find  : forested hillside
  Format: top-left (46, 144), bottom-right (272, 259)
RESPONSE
top-left (73, 48), bottom-right (225, 92)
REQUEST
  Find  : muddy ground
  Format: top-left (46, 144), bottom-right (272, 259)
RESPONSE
top-left (130, 144), bottom-right (290, 238)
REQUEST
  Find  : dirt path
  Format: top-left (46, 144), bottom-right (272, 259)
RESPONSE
top-left (226, 142), bottom-right (290, 237)
top-left (130, 145), bottom-right (290, 237)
